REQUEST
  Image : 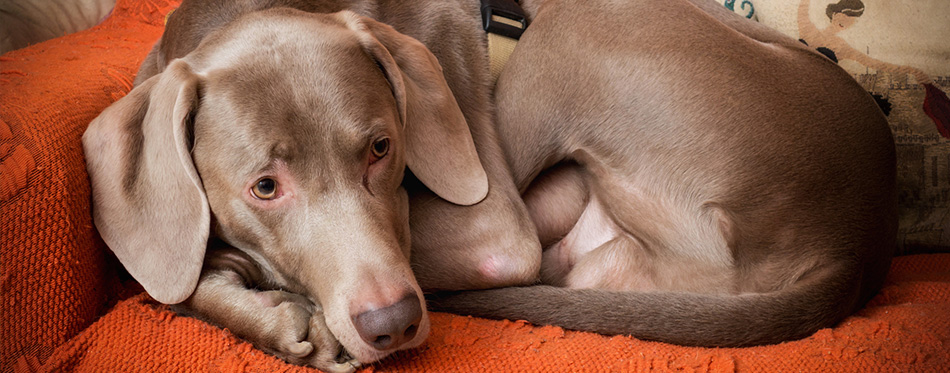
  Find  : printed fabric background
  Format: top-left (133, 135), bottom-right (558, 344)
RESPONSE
top-left (752, 0), bottom-right (950, 252)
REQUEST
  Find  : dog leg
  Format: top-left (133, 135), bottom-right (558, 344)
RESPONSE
top-left (524, 163), bottom-right (643, 289)
top-left (177, 261), bottom-right (358, 372)
top-left (563, 236), bottom-right (656, 291)
top-left (408, 182), bottom-right (542, 291)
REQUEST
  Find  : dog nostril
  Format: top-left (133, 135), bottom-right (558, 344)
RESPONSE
top-left (374, 335), bottom-right (392, 347)
top-left (404, 324), bottom-right (418, 339)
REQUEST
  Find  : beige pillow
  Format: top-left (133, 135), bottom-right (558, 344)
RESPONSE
top-left (0, 0), bottom-right (115, 53)
top-left (743, 0), bottom-right (950, 252)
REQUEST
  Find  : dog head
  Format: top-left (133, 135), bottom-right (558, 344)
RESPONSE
top-left (82, 9), bottom-right (488, 363)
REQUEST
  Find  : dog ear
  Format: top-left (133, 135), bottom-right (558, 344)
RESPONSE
top-left (341, 12), bottom-right (489, 206)
top-left (82, 60), bottom-right (209, 304)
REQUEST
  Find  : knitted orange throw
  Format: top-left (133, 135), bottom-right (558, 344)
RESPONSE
top-left (28, 255), bottom-right (950, 372)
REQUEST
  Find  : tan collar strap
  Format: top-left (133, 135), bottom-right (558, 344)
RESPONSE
top-left (481, 0), bottom-right (527, 85)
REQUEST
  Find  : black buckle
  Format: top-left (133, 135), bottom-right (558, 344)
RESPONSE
top-left (481, 0), bottom-right (527, 40)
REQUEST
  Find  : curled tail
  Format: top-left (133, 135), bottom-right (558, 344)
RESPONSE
top-left (428, 264), bottom-right (862, 347)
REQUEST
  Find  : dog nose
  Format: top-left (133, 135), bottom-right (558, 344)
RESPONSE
top-left (352, 293), bottom-right (423, 350)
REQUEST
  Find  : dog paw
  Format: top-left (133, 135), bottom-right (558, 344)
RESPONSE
top-left (256, 290), bottom-right (317, 360)
top-left (304, 303), bottom-right (360, 373)
top-left (256, 291), bottom-right (358, 372)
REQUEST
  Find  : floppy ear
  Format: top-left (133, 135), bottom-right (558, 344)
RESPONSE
top-left (82, 60), bottom-right (208, 304)
top-left (340, 12), bottom-right (489, 206)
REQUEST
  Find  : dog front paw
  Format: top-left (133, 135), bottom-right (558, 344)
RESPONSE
top-left (255, 290), bottom-right (317, 360)
top-left (256, 291), bottom-right (358, 372)
top-left (305, 305), bottom-right (360, 373)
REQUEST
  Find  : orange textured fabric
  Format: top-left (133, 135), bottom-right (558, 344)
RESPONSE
top-left (35, 254), bottom-right (950, 372)
top-left (2, 0), bottom-right (948, 372)
top-left (0, 0), bottom-right (178, 370)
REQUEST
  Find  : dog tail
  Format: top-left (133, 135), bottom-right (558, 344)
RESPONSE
top-left (427, 261), bottom-right (870, 347)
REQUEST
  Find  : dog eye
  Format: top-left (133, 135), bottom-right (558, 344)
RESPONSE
top-left (370, 137), bottom-right (390, 161)
top-left (252, 178), bottom-right (278, 200)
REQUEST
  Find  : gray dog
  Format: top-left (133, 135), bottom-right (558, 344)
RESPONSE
top-left (82, 0), bottom-right (895, 371)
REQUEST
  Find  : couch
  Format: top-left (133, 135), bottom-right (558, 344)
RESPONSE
top-left (2, 0), bottom-right (948, 371)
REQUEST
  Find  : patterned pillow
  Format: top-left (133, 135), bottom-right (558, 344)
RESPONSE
top-left (720, 0), bottom-right (759, 21)
top-left (733, 0), bottom-right (950, 253)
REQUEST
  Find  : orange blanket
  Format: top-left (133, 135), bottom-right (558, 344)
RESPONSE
top-left (1, 0), bottom-right (948, 371)
top-left (29, 255), bottom-right (950, 371)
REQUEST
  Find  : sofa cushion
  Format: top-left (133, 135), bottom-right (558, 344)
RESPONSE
top-left (0, 0), bottom-right (176, 370)
top-left (0, 0), bottom-right (116, 54)
top-left (36, 255), bottom-right (950, 371)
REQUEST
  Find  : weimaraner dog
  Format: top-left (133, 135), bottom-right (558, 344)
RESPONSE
top-left (82, 0), bottom-right (895, 370)
top-left (83, 1), bottom-right (540, 370)
top-left (434, 0), bottom-right (894, 347)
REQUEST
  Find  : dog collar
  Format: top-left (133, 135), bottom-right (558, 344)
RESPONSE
top-left (164, 8), bottom-right (175, 25)
top-left (481, 0), bottom-right (527, 85)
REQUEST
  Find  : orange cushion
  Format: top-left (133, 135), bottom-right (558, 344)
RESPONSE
top-left (0, 0), bottom-right (176, 370)
top-left (36, 255), bottom-right (950, 371)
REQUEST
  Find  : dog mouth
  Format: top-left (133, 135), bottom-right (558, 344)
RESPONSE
top-left (335, 348), bottom-right (363, 370)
